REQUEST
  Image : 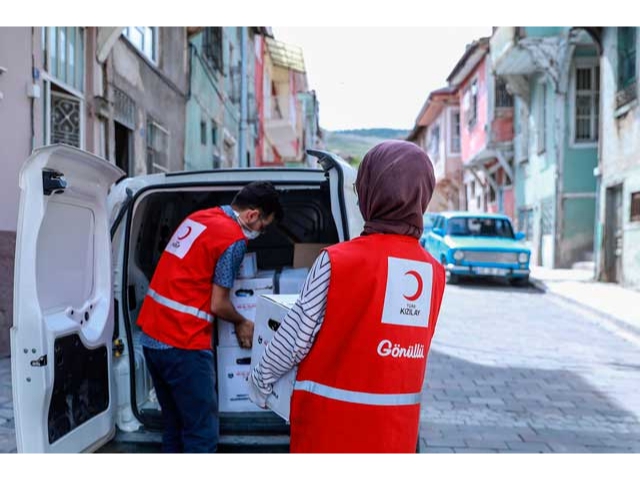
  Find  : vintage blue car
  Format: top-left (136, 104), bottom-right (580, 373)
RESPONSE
top-left (423, 211), bottom-right (531, 286)
top-left (419, 212), bottom-right (439, 248)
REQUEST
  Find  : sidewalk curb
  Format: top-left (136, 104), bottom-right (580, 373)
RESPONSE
top-left (529, 278), bottom-right (640, 342)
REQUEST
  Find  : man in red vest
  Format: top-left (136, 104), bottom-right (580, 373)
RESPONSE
top-left (137, 181), bottom-right (283, 453)
top-left (249, 141), bottom-right (445, 453)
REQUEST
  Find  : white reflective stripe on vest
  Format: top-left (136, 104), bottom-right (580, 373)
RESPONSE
top-left (147, 288), bottom-right (214, 323)
top-left (294, 380), bottom-right (422, 406)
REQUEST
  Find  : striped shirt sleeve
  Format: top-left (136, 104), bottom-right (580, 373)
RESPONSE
top-left (249, 251), bottom-right (331, 404)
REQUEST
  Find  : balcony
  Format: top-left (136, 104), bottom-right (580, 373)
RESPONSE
top-left (264, 94), bottom-right (298, 158)
top-left (490, 27), bottom-right (565, 77)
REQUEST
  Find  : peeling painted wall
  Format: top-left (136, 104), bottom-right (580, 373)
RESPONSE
top-left (111, 28), bottom-right (188, 174)
top-left (599, 28), bottom-right (640, 289)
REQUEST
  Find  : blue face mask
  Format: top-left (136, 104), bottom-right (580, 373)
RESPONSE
top-left (241, 225), bottom-right (261, 240)
top-left (234, 210), bottom-right (262, 240)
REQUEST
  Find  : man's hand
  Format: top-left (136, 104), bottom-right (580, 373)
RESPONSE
top-left (235, 319), bottom-right (254, 349)
top-left (212, 284), bottom-right (254, 348)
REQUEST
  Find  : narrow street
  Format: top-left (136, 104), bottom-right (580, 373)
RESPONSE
top-left (2, 279), bottom-right (640, 453)
top-left (420, 279), bottom-right (640, 453)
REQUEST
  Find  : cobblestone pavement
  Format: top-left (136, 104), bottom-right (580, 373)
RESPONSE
top-left (0, 357), bottom-right (16, 453)
top-left (2, 277), bottom-right (640, 453)
top-left (419, 278), bottom-right (640, 453)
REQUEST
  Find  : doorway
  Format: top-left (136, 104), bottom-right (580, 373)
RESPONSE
top-left (115, 121), bottom-right (132, 176)
top-left (604, 184), bottom-right (623, 283)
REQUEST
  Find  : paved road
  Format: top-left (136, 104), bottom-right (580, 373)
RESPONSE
top-left (2, 278), bottom-right (640, 453)
top-left (419, 278), bottom-right (640, 453)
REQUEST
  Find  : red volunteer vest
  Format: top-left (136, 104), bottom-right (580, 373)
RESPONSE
top-left (137, 207), bottom-right (246, 350)
top-left (290, 233), bottom-right (446, 453)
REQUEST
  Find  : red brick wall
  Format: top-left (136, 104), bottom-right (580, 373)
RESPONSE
top-left (0, 231), bottom-right (15, 358)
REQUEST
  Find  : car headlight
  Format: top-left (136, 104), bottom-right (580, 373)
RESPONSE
top-left (453, 250), bottom-right (465, 261)
top-left (518, 252), bottom-right (529, 263)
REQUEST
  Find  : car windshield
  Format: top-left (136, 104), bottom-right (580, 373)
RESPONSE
top-left (446, 217), bottom-right (515, 239)
top-left (423, 213), bottom-right (437, 231)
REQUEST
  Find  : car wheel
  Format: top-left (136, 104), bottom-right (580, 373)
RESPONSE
top-left (510, 276), bottom-right (529, 287)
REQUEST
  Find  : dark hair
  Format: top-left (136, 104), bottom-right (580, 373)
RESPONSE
top-left (232, 181), bottom-right (283, 222)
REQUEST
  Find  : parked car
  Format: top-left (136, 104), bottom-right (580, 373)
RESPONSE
top-left (11, 145), bottom-right (364, 453)
top-left (423, 211), bottom-right (530, 286)
top-left (419, 212), bottom-right (440, 248)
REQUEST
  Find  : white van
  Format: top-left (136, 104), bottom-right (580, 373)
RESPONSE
top-left (11, 144), bottom-right (364, 453)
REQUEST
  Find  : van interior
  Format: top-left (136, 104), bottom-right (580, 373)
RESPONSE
top-left (115, 180), bottom-right (341, 444)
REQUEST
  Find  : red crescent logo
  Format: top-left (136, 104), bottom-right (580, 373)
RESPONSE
top-left (177, 226), bottom-right (192, 241)
top-left (403, 270), bottom-right (423, 301)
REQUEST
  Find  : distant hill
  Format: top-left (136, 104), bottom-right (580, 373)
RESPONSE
top-left (322, 128), bottom-right (410, 165)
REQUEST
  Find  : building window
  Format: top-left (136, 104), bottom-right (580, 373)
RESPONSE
top-left (536, 82), bottom-right (547, 154)
top-left (495, 78), bottom-right (514, 108)
top-left (211, 122), bottom-right (218, 146)
top-left (50, 88), bottom-right (82, 148)
top-left (124, 27), bottom-right (158, 63)
top-left (631, 191), bottom-right (640, 222)
top-left (200, 120), bottom-right (207, 145)
top-left (428, 124), bottom-right (440, 159)
top-left (203, 27), bottom-right (224, 73)
top-left (464, 79), bottom-right (478, 128)
top-left (146, 118), bottom-right (170, 173)
top-left (574, 64), bottom-right (600, 143)
top-left (450, 110), bottom-right (461, 153)
top-left (45, 27), bottom-right (85, 92)
top-left (617, 27), bottom-right (637, 108)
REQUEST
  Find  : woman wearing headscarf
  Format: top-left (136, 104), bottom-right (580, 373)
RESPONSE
top-left (249, 140), bottom-right (446, 453)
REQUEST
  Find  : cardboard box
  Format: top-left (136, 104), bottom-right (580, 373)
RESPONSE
top-left (251, 294), bottom-right (300, 421)
top-left (217, 346), bottom-right (264, 412)
top-left (293, 243), bottom-right (331, 269)
top-left (237, 252), bottom-right (257, 279)
top-left (217, 277), bottom-right (274, 347)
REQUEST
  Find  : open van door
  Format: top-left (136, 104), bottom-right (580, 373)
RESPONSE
top-left (11, 145), bottom-right (124, 452)
top-left (308, 149), bottom-right (364, 241)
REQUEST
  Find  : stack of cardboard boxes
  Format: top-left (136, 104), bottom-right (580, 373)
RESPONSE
top-left (216, 244), bottom-right (329, 417)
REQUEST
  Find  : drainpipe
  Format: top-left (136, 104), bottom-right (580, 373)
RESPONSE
top-left (239, 27), bottom-right (248, 168)
top-left (593, 32), bottom-right (605, 281)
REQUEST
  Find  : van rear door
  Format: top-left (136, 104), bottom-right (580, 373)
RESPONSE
top-left (308, 149), bottom-right (364, 241)
top-left (11, 145), bottom-right (123, 452)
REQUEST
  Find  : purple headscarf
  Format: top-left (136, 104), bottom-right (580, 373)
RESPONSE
top-left (356, 140), bottom-right (436, 239)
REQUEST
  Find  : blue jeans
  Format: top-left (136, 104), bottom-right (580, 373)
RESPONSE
top-left (143, 347), bottom-right (219, 453)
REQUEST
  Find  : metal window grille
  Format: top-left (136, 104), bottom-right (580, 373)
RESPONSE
top-left (203, 27), bottom-right (223, 72)
top-left (541, 197), bottom-right (554, 235)
top-left (51, 90), bottom-right (81, 147)
top-left (113, 86), bottom-right (136, 130)
top-left (575, 66), bottom-right (599, 142)
top-left (495, 78), bottom-right (514, 108)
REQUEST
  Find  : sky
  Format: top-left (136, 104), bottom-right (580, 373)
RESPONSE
top-left (272, 27), bottom-right (493, 132)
